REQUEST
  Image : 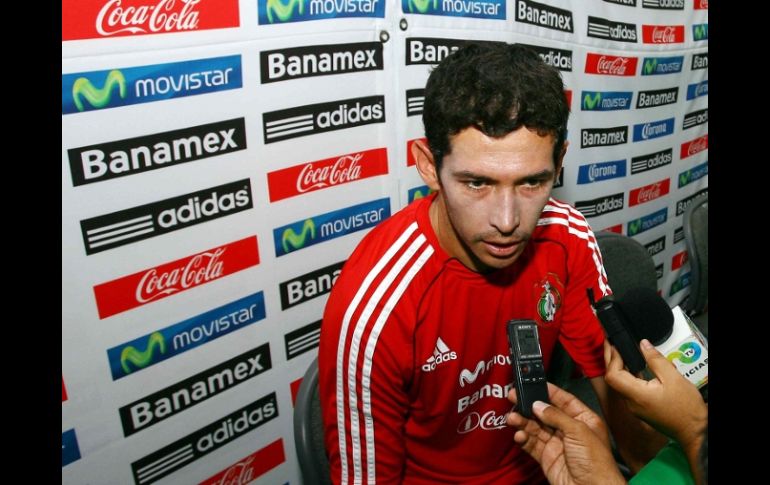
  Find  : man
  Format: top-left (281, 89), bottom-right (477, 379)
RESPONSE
top-left (318, 42), bottom-right (662, 484)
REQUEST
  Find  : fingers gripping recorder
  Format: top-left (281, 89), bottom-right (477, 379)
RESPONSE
top-left (507, 320), bottom-right (549, 418)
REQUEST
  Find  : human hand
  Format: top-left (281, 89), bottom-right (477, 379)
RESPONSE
top-left (506, 383), bottom-right (625, 485)
top-left (603, 339), bottom-right (707, 451)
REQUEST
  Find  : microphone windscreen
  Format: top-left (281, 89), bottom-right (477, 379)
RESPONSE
top-left (617, 287), bottom-right (674, 346)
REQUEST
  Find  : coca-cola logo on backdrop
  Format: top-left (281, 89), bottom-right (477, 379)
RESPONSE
top-left (629, 178), bottom-right (671, 207)
top-left (267, 147), bottom-right (388, 202)
top-left (93, 236), bottom-right (259, 319)
top-left (642, 24), bottom-right (685, 44)
top-left (62, 0), bottom-right (240, 41)
top-left (585, 53), bottom-right (638, 77)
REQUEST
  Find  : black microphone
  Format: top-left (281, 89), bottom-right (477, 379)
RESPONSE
top-left (588, 289), bottom-right (646, 375)
top-left (619, 287), bottom-right (708, 390)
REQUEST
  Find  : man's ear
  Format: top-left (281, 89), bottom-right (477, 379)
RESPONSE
top-left (413, 139), bottom-right (441, 191)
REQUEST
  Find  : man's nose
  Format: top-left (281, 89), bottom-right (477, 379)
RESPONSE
top-left (489, 189), bottom-right (519, 235)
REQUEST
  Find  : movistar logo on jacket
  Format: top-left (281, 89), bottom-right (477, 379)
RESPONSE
top-left (258, 0), bottom-right (385, 24)
top-left (403, 0), bottom-right (505, 20)
top-left (273, 198), bottom-right (390, 257)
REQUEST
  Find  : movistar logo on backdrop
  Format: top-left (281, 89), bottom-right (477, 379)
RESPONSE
top-left (668, 271), bottom-right (691, 296)
top-left (403, 0), bottom-right (505, 20)
top-left (627, 207), bottom-right (667, 236)
top-left (686, 80), bottom-right (708, 100)
top-left (106, 292), bottom-right (266, 380)
top-left (632, 117), bottom-right (674, 142)
top-left (408, 185), bottom-right (436, 203)
top-left (692, 23), bottom-right (708, 41)
top-left (581, 91), bottom-right (632, 111)
top-left (577, 160), bottom-right (627, 184)
top-left (273, 198), bottom-right (390, 257)
top-left (258, 0), bottom-right (385, 24)
top-left (642, 56), bottom-right (683, 75)
top-left (63, 56), bottom-right (242, 114)
top-left (678, 161), bottom-right (708, 188)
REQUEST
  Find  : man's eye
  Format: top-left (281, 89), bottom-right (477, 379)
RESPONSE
top-left (467, 180), bottom-right (485, 189)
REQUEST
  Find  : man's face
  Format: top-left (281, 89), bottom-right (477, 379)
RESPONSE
top-left (423, 127), bottom-right (562, 273)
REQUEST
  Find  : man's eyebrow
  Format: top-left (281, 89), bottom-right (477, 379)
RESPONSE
top-left (450, 169), bottom-right (555, 180)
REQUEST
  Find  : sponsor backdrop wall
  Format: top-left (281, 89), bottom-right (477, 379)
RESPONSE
top-left (62, 0), bottom-right (707, 483)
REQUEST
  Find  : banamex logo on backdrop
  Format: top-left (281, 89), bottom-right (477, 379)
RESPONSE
top-left (119, 343), bottom-right (272, 435)
top-left (62, 56), bottom-right (242, 114)
top-left (260, 42), bottom-right (384, 83)
top-left (62, 0), bottom-right (241, 41)
top-left (515, 0), bottom-right (572, 32)
top-left (68, 118), bottom-right (247, 186)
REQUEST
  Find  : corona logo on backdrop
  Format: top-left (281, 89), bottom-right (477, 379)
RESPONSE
top-left (61, 0), bottom-right (240, 41)
top-left (404, 0), bottom-right (506, 20)
top-left (686, 81), bottom-right (708, 100)
top-left (62, 56), bottom-right (242, 114)
top-left (258, 0), bottom-right (385, 24)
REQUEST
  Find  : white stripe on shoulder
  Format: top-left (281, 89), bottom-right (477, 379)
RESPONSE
top-left (334, 221), bottom-right (419, 484)
top-left (539, 200), bottom-right (610, 296)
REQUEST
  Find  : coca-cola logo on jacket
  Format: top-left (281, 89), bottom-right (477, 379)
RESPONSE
top-left (62, 0), bottom-right (240, 41)
top-left (267, 148), bottom-right (388, 202)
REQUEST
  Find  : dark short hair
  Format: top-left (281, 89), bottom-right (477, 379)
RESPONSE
top-left (422, 42), bottom-right (570, 171)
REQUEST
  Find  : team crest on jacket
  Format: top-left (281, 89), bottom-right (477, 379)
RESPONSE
top-left (535, 274), bottom-right (563, 325)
